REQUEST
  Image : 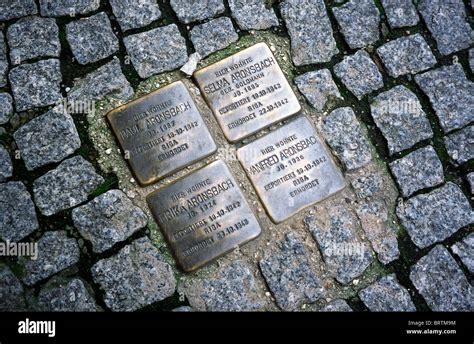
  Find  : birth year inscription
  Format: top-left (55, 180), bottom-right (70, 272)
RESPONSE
top-left (237, 116), bottom-right (345, 223)
top-left (194, 43), bottom-right (301, 142)
top-left (147, 160), bottom-right (262, 272)
top-left (107, 81), bottom-right (217, 185)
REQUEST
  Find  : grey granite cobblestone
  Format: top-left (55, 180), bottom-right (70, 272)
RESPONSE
top-left (389, 146), bottom-right (444, 197)
top-left (322, 107), bottom-right (372, 170)
top-left (124, 25), bottom-right (188, 79)
top-left (397, 182), bottom-right (473, 249)
top-left (415, 64), bottom-right (473, 133)
top-left (21, 231), bottom-right (80, 286)
top-left (7, 16), bottom-right (60, 65)
top-left (91, 237), bottom-right (176, 312)
top-left (0, 181), bottom-right (39, 242)
top-left (66, 12), bottom-right (119, 65)
top-left (281, 0), bottom-right (338, 65)
top-left (260, 232), bottom-right (325, 311)
top-left (229, 0), bottom-right (279, 31)
top-left (190, 17), bottom-right (238, 58)
top-left (410, 245), bottom-right (472, 312)
top-left (332, 0), bottom-right (380, 49)
top-left (33, 156), bottom-right (104, 216)
top-left (377, 34), bottom-right (436, 78)
top-left (370, 85), bottom-right (433, 155)
top-left (9, 59), bottom-right (62, 112)
top-left (14, 106), bottom-right (81, 171)
top-left (418, 0), bottom-right (473, 56)
top-left (334, 50), bottom-right (383, 100)
top-left (170, 0), bottom-right (224, 24)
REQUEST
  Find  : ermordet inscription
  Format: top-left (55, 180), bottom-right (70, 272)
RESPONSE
top-left (147, 160), bottom-right (262, 272)
top-left (237, 116), bottom-right (345, 223)
top-left (194, 42), bottom-right (301, 142)
top-left (107, 81), bottom-right (217, 185)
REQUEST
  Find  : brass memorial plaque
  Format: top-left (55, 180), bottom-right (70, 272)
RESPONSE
top-left (107, 81), bottom-right (217, 185)
top-left (237, 116), bottom-right (345, 223)
top-left (147, 160), bottom-right (262, 272)
top-left (194, 43), bottom-right (301, 142)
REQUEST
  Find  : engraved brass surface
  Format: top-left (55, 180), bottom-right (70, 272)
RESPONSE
top-left (237, 116), bottom-right (345, 223)
top-left (147, 160), bottom-right (262, 272)
top-left (107, 81), bottom-right (217, 185)
top-left (194, 43), bottom-right (301, 142)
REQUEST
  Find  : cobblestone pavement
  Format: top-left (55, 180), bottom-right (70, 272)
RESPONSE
top-left (0, 0), bottom-right (472, 312)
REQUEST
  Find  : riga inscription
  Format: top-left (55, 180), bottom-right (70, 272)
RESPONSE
top-left (237, 116), bottom-right (345, 223)
top-left (147, 160), bottom-right (262, 272)
top-left (194, 43), bottom-right (301, 142)
top-left (107, 81), bottom-right (217, 185)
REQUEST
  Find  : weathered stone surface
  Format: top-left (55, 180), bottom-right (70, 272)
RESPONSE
top-left (418, 0), bottom-right (473, 56)
top-left (7, 16), bottom-right (60, 65)
top-left (351, 173), bottom-right (383, 199)
top-left (0, 33), bottom-right (7, 88)
top-left (37, 278), bottom-right (100, 312)
top-left (124, 25), bottom-right (188, 79)
top-left (190, 17), bottom-right (238, 58)
top-left (444, 125), bottom-right (474, 166)
top-left (377, 34), bottom-right (436, 78)
top-left (33, 156), bottom-right (104, 216)
top-left (91, 237), bottom-right (176, 312)
top-left (334, 50), bottom-right (383, 100)
top-left (305, 205), bottom-right (374, 284)
top-left (295, 69), bottom-right (342, 112)
top-left (452, 234), bottom-right (474, 274)
top-left (182, 261), bottom-right (265, 312)
top-left (389, 146), bottom-right (444, 197)
top-left (397, 182), bottom-right (473, 249)
top-left (72, 190), bottom-right (148, 253)
top-left (67, 58), bottom-right (133, 102)
top-left (14, 106), bottom-right (81, 171)
top-left (66, 12), bottom-right (119, 65)
top-left (332, 0), bottom-right (380, 49)
top-left (319, 299), bottom-right (352, 312)
top-left (21, 231), bottom-right (80, 286)
top-left (0, 93), bottom-right (14, 125)
top-left (0, 0), bottom-right (37, 21)
top-left (359, 274), bottom-right (416, 312)
top-left (321, 107), bottom-right (372, 170)
top-left (381, 0), bottom-right (418, 29)
top-left (410, 245), bottom-right (473, 311)
top-left (0, 265), bottom-right (26, 311)
top-left (0, 144), bottom-right (12, 183)
top-left (370, 85), bottom-right (433, 155)
top-left (0, 181), bottom-right (38, 242)
top-left (260, 232), bottom-right (325, 311)
top-left (467, 172), bottom-right (474, 194)
top-left (229, 0), bottom-right (279, 30)
top-left (170, 0), bottom-right (224, 24)
top-left (172, 306), bottom-right (194, 312)
top-left (470, 49), bottom-right (474, 72)
top-left (9, 59), bottom-right (62, 112)
top-left (39, 0), bottom-right (100, 17)
top-left (355, 201), bottom-right (400, 264)
top-left (109, 0), bottom-right (162, 31)
top-left (280, 0), bottom-right (338, 65)
top-left (415, 64), bottom-right (473, 133)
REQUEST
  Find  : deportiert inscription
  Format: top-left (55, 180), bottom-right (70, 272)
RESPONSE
top-left (237, 116), bottom-right (345, 223)
top-left (194, 42), bottom-right (301, 142)
top-left (107, 81), bottom-right (217, 185)
top-left (147, 160), bottom-right (262, 272)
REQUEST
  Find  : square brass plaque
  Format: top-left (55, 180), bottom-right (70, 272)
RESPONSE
top-left (194, 42), bottom-right (301, 142)
top-left (147, 160), bottom-right (262, 272)
top-left (237, 116), bottom-right (345, 223)
top-left (107, 81), bottom-right (217, 186)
